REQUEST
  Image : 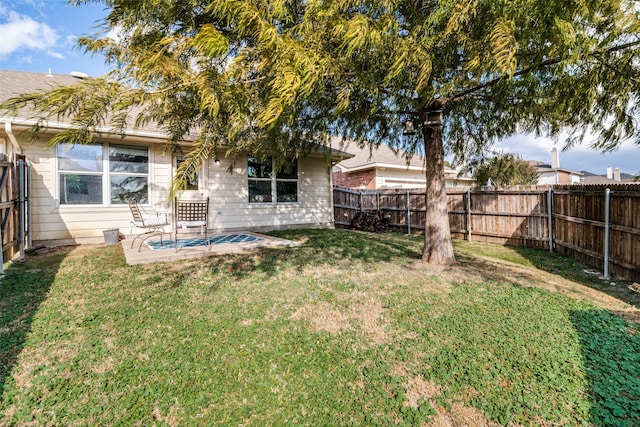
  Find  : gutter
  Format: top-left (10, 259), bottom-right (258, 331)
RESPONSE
top-left (4, 121), bottom-right (23, 154)
top-left (1, 117), bottom-right (177, 143)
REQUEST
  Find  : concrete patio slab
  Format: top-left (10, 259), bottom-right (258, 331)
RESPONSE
top-left (121, 231), bottom-right (300, 265)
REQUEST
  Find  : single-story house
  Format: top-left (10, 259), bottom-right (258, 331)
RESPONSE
top-left (332, 140), bottom-right (475, 189)
top-left (580, 166), bottom-right (633, 184)
top-left (535, 148), bottom-right (582, 185)
top-left (0, 70), bottom-right (352, 245)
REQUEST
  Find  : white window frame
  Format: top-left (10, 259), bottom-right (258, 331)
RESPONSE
top-left (247, 155), bottom-right (299, 205)
top-left (57, 142), bottom-right (150, 207)
top-left (175, 155), bottom-right (201, 191)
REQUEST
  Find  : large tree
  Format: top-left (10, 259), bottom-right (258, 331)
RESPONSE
top-left (3, 0), bottom-right (639, 264)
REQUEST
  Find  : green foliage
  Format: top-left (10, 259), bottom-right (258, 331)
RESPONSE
top-left (474, 152), bottom-right (540, 187)
top-left (1, 0), bottom-right (638, 175)
top-left (404, 284), bottom-right (591, 425)
top-left (2, 0), bottom-right (638, 261)
top-left (0, 255), bottom-right (60, 390)
top-left (2, 230), bottom-right (640, 425)
top-left (571, 310), bottom-right (640, 426)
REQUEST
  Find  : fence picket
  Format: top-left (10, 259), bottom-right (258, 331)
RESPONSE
top-left (333, 185), bottom-right (640, 281)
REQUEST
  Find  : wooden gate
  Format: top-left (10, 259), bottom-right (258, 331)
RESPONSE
top-left (1, 153), bottom-right (30, 274)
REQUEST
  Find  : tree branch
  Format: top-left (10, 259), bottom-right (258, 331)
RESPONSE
top-left (442, 39), bottom-right (640, 106)
top-left (599, 61), bottom-right (640, 85)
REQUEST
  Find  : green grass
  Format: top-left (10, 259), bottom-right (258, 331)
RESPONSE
top-left (1, 230), bottom-right (639, 426)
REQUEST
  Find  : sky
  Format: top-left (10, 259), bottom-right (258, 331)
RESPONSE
top-left (1, 0), bottom-right (638, 176)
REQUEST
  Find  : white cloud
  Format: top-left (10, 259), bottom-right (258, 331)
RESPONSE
top-left (65, 34), bottom-right (77, 46)
top-left (45, 50), bottom-right (64, 59)
top-left (106, 24), bottom-right (126, 42)
top-left (0, 10), bottom-right (60, 56)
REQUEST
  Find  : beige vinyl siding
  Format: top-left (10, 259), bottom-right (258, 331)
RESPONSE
top-left (375, 167), bottom-right (426, 188)
top-left (14, 134), bottom-right (333, 243)
top-left (205, 155), bottom-right (333, 232)
top-left (20, 135), bottom-right (173, 243)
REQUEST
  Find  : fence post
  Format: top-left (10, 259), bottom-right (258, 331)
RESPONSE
top-left (0, 209), bottom-right (3, 276)
top-left (547, 188), bottom-right (554, 253)
top-left (17, 159), bottom-right (25, 260)
top-left (466, 188), bottom-right (472, 242)
top-left (359, 191), bottom-right (363, 212)
top-left (603, 188), bottom-right (611, 279)
top-left (407, 190), bottom-right (411, 235)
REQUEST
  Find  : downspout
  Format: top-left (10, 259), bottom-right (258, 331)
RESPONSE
top-left (4, 121), bottom-right (23, 155)
top-left (329, 157), bottom-right (341, 229)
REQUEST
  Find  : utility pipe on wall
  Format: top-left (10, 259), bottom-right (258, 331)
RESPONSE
top-left (26, 161), bottom-right (32, 249)
top-left (18, 159), bottom-right (25, 260)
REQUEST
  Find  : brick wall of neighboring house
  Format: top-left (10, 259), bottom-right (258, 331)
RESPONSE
top-left (558, 170), bottom-right (570, 185)
top-left (333, 169), bottom-right (377, 189)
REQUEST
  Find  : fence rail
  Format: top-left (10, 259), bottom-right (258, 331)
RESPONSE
top-left (333, 184), bottom-right (640, 281)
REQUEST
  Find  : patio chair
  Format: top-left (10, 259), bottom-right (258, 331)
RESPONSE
top-left (173, 197), bottom-right (210, 251)
top-left (128, 198), bottom-right (170, 251)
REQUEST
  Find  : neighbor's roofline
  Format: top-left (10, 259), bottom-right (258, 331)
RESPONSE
top-left (537, 167), bottom-right (583, 175)
top-left (336, 161), bottom-right (460, 174)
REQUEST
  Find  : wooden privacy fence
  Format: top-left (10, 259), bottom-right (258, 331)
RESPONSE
top-left (333, 185), bottom-right (640, 281)
top-left (1, 153), bottom-right (31, 275)
top-left (552, 184), bottom-right (640, 281)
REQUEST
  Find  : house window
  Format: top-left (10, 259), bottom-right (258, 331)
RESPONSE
top-left (248, 156), bottom-right (298, 203)
top-left (176, 156), bottom-right (199, 190)
top-left (58, 143), bottom-right (149, 205)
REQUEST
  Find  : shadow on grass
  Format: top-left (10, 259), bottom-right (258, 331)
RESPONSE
top-left (570, 309), bottom-right (640, 426)
top-left (0, 248), bottom-right (66, 396)
top-left (199, 229), bottom-right (423, 280)
top-left (509, 246), bottom-right (640, 309)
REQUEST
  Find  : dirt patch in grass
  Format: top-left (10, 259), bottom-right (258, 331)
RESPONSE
top-left (403, 375), bottom-right (440, 408)
top-left (290, 292), bottom-right (389, 345)
top-left (152, 400), bottom-right (181, 427)
top-left (11, 340), bottom-right (80, 389)
top-left (430, 402), bottom-right (498, 427)
top-left (613, 309), bottom-right (640, 325)
top-left (394, 368), bottom-right (496, 427)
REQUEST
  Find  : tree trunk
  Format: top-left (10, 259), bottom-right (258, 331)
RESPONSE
top-left (422, 109), bottom-right (456, 264)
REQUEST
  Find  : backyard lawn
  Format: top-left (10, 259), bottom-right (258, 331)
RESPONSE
top-left (1, 229), bottom-right (639, 426)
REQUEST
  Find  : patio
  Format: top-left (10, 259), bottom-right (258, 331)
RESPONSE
top-left (121, 231), bottom-right (300, 265)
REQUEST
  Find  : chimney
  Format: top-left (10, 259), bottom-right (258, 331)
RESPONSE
top-left (607, 166), bottom-right (613, 179)
top-left (614, 168), bottom-right (621, 182)
top-left (551, 148), bottom-right (559, 169)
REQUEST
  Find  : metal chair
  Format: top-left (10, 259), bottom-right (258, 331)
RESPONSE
top-left (128, 198), bottom-right (170, 251)
top-left (173, 198), bottom-right (209, 251)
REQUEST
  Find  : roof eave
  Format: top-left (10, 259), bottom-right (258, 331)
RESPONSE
top-left (1, 116), bottom-right (175, 142)
top-left (1, 116), bottom-right (357, 161)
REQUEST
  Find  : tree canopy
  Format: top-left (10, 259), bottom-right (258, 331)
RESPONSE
top-left (2, 0), bottom-right (639, 263)
top-left (474, 152), bottom-right (540, 188)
